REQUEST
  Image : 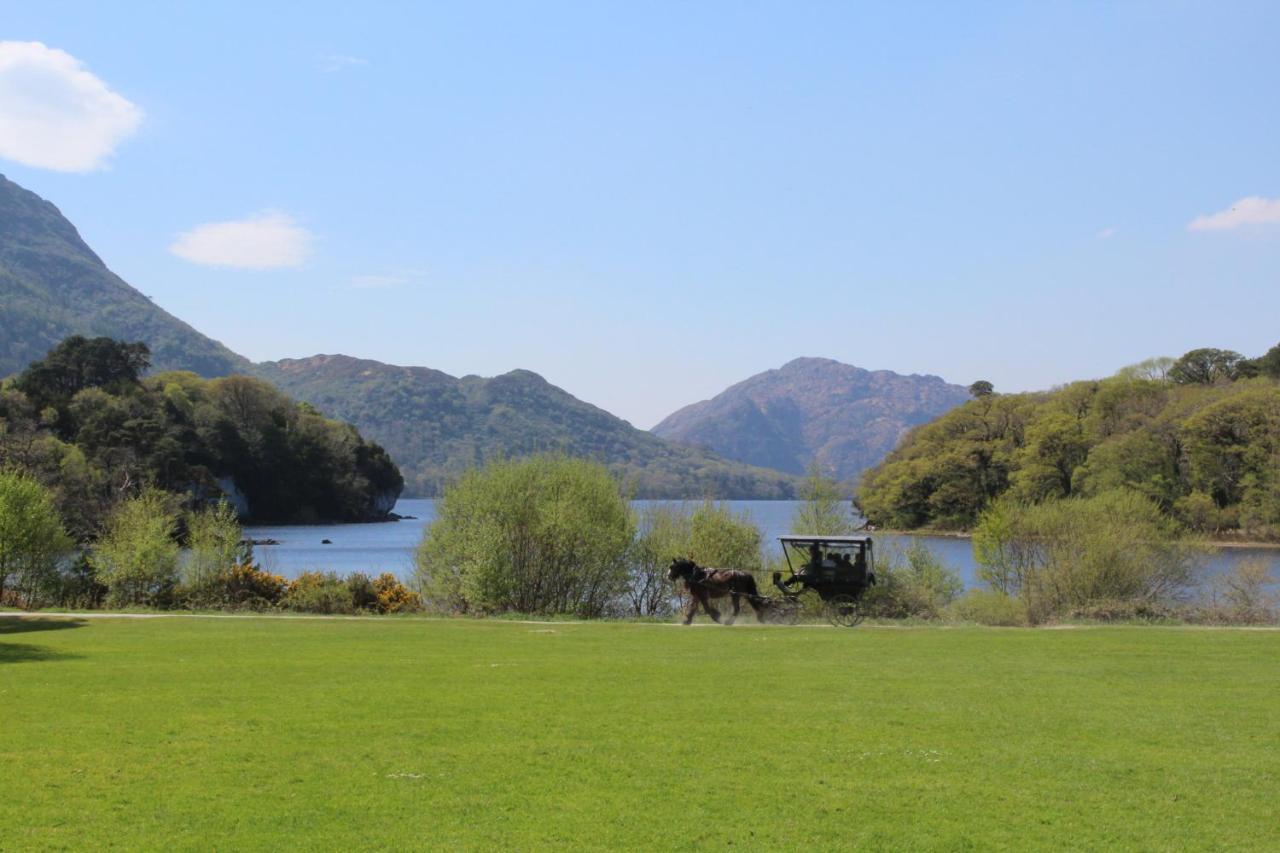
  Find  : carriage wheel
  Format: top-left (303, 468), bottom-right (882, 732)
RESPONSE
top-left (826, 594), bottom-right (863, 628)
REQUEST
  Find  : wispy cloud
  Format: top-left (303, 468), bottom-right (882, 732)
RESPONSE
top-left (1096, 226), bottom-right (1118, 240)
top-left (0, 41), bottom-right (142, 172)
top-left (320, 54), bottom-right (368, 73)
top-left (1188, 196), bottom-right (1280, 232)
top-left (170, 212), bottom-right (313, 270)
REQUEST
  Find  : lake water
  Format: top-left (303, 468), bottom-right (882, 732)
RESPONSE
top-left (245, 499), bottom-right (1280, 588)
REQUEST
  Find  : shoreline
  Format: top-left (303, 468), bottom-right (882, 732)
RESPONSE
top-left (872, 528), bottom-right (1280, 551)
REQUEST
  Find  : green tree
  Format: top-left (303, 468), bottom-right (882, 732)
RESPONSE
top-left (688, 500), bottom-right (763, 571)
top-left (183, 501), bottom-right (243, 604)
top-left (414, 456), bottom-right (634, 616)
top-left (628, 503), bottom-right (691, 616)
top-left (968, 380), bottom-right (995, 398)
top-left (791, 464), bottom-right (857, 535)
top-left (91, 489), bottom-right (181, 607)
top-left (14, 336), bottom-right (150, 419)
top-left (1169, 348), bottom-right (1251, 385)
top-left (0, 470), bottom-right (73, 607)
top-left (1250, 342), bottom-right (1280, 380)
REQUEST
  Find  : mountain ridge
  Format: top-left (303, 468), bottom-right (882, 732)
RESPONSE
top-left (653, 356), bottom-right (972, 482)
top-left (0, 173), bottom-right (248, 378)
top-left (255, 354), bottom-right (799, 498)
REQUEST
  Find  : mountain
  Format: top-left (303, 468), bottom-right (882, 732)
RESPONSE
top-left (652, 357), bottom-right (971, 482)
top-left (0, 173), bottom-right (247, 378)
top-left (256, 355), bottom-right (799, 498)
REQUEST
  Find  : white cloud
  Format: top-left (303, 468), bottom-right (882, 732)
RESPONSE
top-left (170, 212), bottom-right (313, 269)
top-left (0, 41), bottom-right (142, 172)
top-left (1187, 196), bottom-right (1280, 232)
top-left (1096, 226), bottom-right (1118, 240)
top-left (320, 54), bottom-right (368, 73)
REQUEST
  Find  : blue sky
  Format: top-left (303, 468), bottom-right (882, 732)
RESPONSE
top-left (3, 1), bottom-right (1278, 427)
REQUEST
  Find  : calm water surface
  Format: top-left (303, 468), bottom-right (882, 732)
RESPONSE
top-left (245, 499), bottom-right (1279, 587)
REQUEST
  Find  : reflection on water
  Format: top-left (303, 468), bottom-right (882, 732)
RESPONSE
top-left (245, 498), bottom-right (1279, 587)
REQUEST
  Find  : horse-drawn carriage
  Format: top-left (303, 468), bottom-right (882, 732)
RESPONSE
top-left (667, 534), bottom-right (876, 627)
top-left (770, 535), bottom-right (876, 627)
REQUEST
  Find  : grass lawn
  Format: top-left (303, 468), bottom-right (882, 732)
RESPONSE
top-left (2, 616), bottom-right (1278, 850)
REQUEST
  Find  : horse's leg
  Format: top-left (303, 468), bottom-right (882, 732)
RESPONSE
top-left (700, 592), bottom-right (722, 624)
top-left (726, 592), bottom-right (741, 625)
top-left (682, 593), bottom-right (699, 625)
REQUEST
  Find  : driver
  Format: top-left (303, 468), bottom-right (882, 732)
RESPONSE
top-left (783, 542), bottom-right (824, 588)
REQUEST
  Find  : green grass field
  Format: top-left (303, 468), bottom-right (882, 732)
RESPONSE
top-left (2, 616), bottom-right (1277, 850)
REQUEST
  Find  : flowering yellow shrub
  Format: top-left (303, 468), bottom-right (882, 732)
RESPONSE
top-left (220, 563), bottom-right (287, 607)
top-left (373, 573), bottom-right (423, 613)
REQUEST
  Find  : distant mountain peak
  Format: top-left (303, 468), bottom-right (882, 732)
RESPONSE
top-left (653, 357), bottom-right (970, 481)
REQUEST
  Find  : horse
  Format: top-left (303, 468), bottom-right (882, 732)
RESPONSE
top-left (666, 558), bottom-right (766, 625)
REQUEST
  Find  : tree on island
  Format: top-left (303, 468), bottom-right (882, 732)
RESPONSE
top-left (968, 380), bottom-right (995, 398)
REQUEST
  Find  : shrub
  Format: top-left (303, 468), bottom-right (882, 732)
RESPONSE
top-left (861, 543), bottom-right (963, 619)
top-left (284, 571), bottom-right (355, 614)
top-left (972, 489), bottom-right (1201, 623)
top-left (217, 563), bottom-right (287, 610)
top-left (372, 573), bottom-right (422, 613)
top-left (627, 504), bottom-right (690, 617)
top-left (347, 572), bottom-right (379, 611)
top-left (948, 589), bottom-right (1027, 626)
top-left (183, 501), bottom-right (243, 606)
top-left (415, 456), bottom-right (634, 616)
top-left (91, 489), bottom-right (181, 608)
top-left (1199, 559), bottom-right (1278, 624)
top-left (0, 469), bottom-right (74, 608)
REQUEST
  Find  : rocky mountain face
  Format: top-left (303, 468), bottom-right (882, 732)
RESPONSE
top-left (652, 357), bottom-right (971, 482)
top-left (0, 173), bottom-right (247, 378)
top-left (256, 355), bottom-right (799, 498)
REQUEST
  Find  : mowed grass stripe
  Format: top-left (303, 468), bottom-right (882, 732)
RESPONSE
top-left (2, 618), bottom-right (1277, 850)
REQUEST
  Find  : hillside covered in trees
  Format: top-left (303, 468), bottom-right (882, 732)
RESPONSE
top-left (856, 347), bottom-right (1280, 540)
top-left (0, 337), bottom-right (403, 537)
top-left (257, 355), bottom-right (799, 498)
top-left (0, 174), bottom-right (247, 378)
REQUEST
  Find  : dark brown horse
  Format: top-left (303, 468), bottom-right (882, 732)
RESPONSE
top-left (667, 558), bottom-right (766, 625)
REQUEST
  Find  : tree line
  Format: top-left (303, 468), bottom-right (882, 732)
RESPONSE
top-left (0, 335), bottom-right (403, 540)
top-left (857, 343), bottom-right (1280, 539)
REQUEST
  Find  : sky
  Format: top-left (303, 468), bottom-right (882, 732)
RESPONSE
top-left (2, 1), bottom-right (1278, 428)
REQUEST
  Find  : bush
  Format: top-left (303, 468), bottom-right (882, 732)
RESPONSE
top-left (861, 543), bottom-right (963, 619)
top-left (972, 489), bottom-right (1201, 623)
top-left (415, 456), bottom-right (634, 616)
top-left (284, 571), bottom-right (355, 614)
top-left (0, 469), bottom-right (74, 608)
top-left (216, 563), bottom-right (287, 610)
top-left (627, 501), bottom-right (764, 617)
top-left (91, 489), bottom-right (181, 608)
top-left (183, 501), bottom-right (243, 606)
top-left (1199, 559), bottom-right (1278, 624)
top-left (347, 572), bottom-right (379, 611)
top-left (947, 589), bottom-right (1027, 626)
top-left (372, 573), bottom-right (422, 613)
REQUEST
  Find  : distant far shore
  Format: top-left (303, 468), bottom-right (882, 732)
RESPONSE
top-left (872, 527), bottom-right (1280, 550)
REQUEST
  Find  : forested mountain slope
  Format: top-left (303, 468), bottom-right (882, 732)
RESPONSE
top-left (856, 351), bottom-right (1280, 539)
top-left (653, 357), bottom-right (970, 482)
top-left (257, 355), bottom-right (799, 498)
top-left (0, 174), bottom-right (247, 378)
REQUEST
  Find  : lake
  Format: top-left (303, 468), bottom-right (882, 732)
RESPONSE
top-left (244, 499), bottom-right (1280, 589)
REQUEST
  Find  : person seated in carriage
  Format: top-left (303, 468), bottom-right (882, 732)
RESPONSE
top-left (782, 542), bottom-right (825, 589)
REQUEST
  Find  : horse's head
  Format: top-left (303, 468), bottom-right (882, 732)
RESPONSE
top-left (667, 558), bottom-right (697, 581)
